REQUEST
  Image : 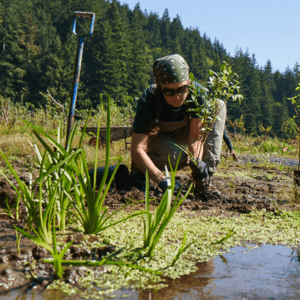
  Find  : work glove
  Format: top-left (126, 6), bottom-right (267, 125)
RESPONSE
top-left (190, 158), bottom-right (208, 181)
top-left (190, 158), bottom-right (210, 194)
top-left (158, 177), bottom-right (181, 193)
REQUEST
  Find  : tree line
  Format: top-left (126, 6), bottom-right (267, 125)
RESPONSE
top-left (0, 0), bottom-right (299, 136)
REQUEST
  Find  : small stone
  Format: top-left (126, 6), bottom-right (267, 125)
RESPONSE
top-left (0, 255), bottom-right (10, 263)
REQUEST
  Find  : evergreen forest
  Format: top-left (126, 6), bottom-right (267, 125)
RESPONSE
top-left (0, 0), bottom-right (299, 136)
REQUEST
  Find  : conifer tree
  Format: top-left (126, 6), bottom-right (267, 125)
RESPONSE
top-left (169, 14), bottom-right (183, 54)
top-left (126, 6), bottom-right (151, 97)
top-left (181, 29), bottom-right (208, 83)
top-left (243, 54), bottom-right (262, 133)
top-left (202, 32), bottom-right (214, 60)
top-left (0, 0), bottom-right (39, 103)
top-left (97, 0), bottom-right (129, 100)
top-left (259, 60), bottom-right (276, 129)
top-left (160, 8), bottom-right (171, 52)
top-left (212, 38), bottom-right (227, 71)
top-left (273, 93), bottom-right (289, 136)
top-left (283, 67), bottom-right (298, 116)
top-left (145, 12), bottom-right (162, 49)
top-left (0, 0), bottom-right (296, 137)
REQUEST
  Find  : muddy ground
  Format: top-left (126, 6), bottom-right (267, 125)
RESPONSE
top-left (0, 154), bottom-right (298, 297)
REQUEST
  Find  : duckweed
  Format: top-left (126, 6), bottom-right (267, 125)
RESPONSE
top-left (48, 209), bottom-right (300, 298)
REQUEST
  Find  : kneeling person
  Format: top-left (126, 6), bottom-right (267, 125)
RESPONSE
top-left (131, 54), bottom-right (226, 193)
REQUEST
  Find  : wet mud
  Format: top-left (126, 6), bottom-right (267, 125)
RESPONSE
top-left (0, 154), bottom-right (297, 298)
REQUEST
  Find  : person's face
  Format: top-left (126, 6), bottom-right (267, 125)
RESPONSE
top-left (160, 80), bottom-right (189, 108)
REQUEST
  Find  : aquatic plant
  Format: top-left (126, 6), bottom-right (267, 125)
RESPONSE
top-left (0, 147), bottom-right (79, 243)
top-left (143, 155), bottom-right (193, 258)
top-left (171, 231), bottom-right (196, 266)
top-left (26, 119), bottom-right (85, 233)
top-left (15, 209), bottom-right (73, 279)
top-left (63, 95), bottom-right (145, 234)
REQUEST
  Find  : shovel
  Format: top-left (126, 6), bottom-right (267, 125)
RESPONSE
top-left (66, 11), bottom-right (96, 146)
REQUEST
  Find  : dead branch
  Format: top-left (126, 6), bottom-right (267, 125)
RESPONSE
top-left (47, 90), bottom-right (65, 113)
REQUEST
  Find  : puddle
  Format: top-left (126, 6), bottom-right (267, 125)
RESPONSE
top-left (141, 244), bottom-right (300, 300)
top-left (2, 244), bottom-right (300, 299)
top-left (239, 155), bottom-right (299, 167)
top-left (201, 244), bottom-right (300, 300)
top-left (269, 157), bottom-right (298, 167)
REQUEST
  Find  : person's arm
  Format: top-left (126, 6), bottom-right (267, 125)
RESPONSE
top-left (131, 132), bottom-right (165, 184)
top-left (223, 128), bottom-right (234, 152)
top-left (188, 118), bottom-right (203, 161)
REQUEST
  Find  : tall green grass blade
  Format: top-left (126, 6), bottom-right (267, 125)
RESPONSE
top-left (78, 109), bottom-right (92, 148)
top-left (51, 209), bottom-right (74, 278)
top-left (95, 95), bottom-right (112, 203)
top-left (144, 170), bottom-right (150, 246)
top-left (212, 229), bottom-right (235, 246)
top-left (13, 225), bottom-right (53, 253)
top-left (95, 209), bottom-right (146, 234)
top-left (171, 231), bottom-right (197, 266)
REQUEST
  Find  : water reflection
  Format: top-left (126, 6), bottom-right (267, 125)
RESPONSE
top-left (139, 245), bottom-right (300, 300)
top-left (139, 260), bottom-right (216, 300)
top-left (203, 245), bottom-right (300, 299)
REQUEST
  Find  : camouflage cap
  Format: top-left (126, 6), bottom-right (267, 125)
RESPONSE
top-left (153, 54), bottom-right (189, 84)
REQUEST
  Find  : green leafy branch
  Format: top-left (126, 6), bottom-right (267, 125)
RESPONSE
top-left (287, 76), bottom-right (300, 166)
top-left (188, 62), bottom-right (243, 156)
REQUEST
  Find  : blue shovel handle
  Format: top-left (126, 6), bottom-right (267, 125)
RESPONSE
top-left (66, 11), bottom-right (95, 147)
top-left (72, 11), bottom-right (95, 36)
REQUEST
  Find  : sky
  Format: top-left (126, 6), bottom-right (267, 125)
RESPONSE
top-left (121, 0), bottom-right (300, 73)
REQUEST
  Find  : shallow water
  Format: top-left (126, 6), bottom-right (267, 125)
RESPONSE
top-left (2, 244), bottom-right (300, 299)
top-left (269, 156), bottom-right (299, 167)
top-left (202, 244), bottom-right (300, 300)
top-left (238, 154), bottom-right (299, 167)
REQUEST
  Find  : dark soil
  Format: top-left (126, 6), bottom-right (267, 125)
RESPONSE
top-left (0, 154), bottom-right (297, 297)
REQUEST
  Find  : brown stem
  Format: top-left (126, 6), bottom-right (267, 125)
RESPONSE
top-left (1, 105), bottom-right (9, 126)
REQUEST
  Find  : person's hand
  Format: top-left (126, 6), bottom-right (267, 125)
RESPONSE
top-left (190, 158), bottom-right (208, 181)
top-left (190, 159), bottom-right (210, 193)
top-left (158, 177), bottom-right (181, 193)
